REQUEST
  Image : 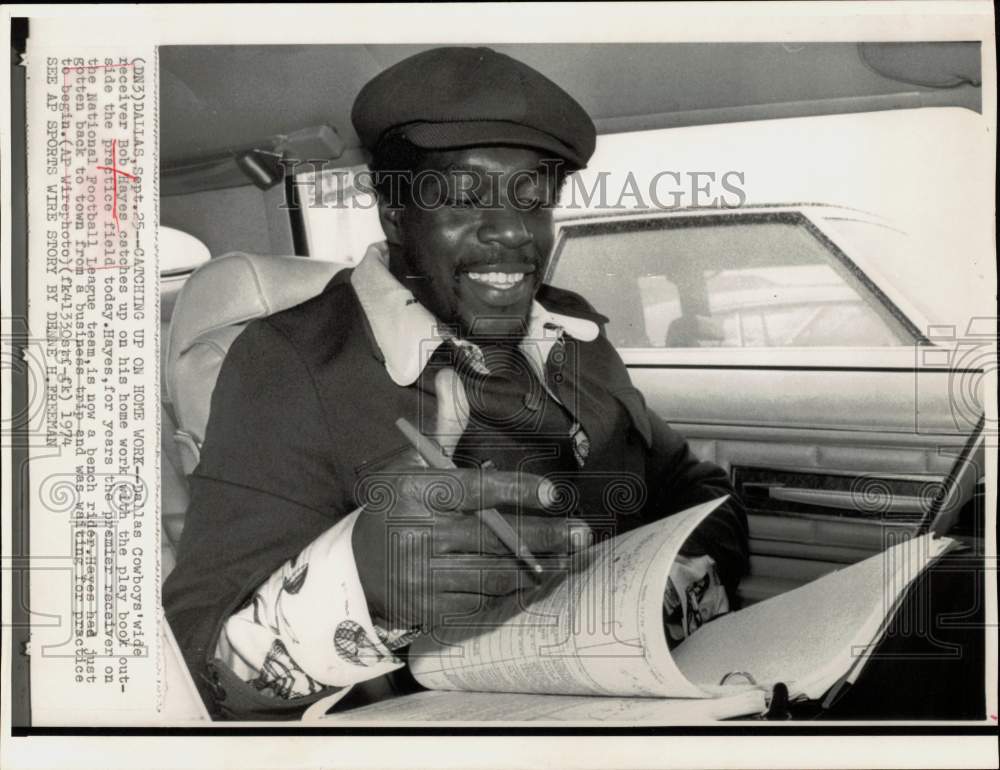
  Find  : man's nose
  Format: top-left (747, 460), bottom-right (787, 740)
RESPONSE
top-left (477, 209), bottom-right (533, 249)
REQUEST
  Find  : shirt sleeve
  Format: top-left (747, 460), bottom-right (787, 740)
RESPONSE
top-left (663, 554), bottom-right (730, 646)
top-left (215, 508), bottom-right (419, 705)
top-left (163, 318), bottom-right (382, 719)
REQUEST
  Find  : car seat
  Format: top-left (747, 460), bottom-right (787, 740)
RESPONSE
top-left (160, 226), bottom-right (213, 578)
top-left (162, 252), bottom-right (348, 572)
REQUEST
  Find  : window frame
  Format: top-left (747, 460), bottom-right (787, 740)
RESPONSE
top-left (547, 206), bottom-right (930, 367)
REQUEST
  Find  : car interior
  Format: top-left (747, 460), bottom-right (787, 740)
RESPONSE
top-left (158, 42), bottom-right (986, 622)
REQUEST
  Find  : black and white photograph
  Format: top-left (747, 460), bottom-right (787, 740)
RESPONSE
top-left (2, 3), bottom-right (997, 769)
top-left (155, 38), bottom-right (992, 723)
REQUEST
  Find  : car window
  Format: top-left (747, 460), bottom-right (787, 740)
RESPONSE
top-left (296, 166), bottom-right (385, 264)
top-left (548, 212), bottom-right (916, 349)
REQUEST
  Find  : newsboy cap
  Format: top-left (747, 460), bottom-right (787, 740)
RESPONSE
top-left (352, 47), bottom-right (596, 169)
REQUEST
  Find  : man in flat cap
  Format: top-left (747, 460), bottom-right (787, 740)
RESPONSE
top-left (164, 47), bottom-right (749, 720)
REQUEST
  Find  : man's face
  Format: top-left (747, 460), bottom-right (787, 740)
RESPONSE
top-left (385, 146), bottom-right (562, 342)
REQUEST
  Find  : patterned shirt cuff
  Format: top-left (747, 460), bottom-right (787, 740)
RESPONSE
top-left (663, 554), bottom-right (730, 646)
top-left (216, 508), bottom-right (415, 699)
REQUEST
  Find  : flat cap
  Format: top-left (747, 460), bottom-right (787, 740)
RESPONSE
top-left (352, 47), bottom-right (596, 169)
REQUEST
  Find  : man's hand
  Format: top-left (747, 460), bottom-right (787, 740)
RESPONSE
top-left (352, 368), bottom-right (592, 630)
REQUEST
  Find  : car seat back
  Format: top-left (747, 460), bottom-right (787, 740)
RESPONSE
top-left (166, 253), bottom-right (349, 475)
top-left (160, 227), bottom-right (214, 578)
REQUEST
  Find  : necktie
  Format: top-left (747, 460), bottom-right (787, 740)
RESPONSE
top-left (446, 340), bottom-right (580, 480)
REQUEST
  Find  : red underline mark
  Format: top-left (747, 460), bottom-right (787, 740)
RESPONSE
top-left (61, 63), bottom-right (138, 235)
top-left (96, 138), bottom-right (139, 233)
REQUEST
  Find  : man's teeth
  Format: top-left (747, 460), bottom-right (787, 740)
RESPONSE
top-left (466, 271), bottom-right (526, 288)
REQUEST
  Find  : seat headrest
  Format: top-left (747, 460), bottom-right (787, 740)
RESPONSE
top-left (166, 252), bottom-right (349, 441)
top-left (160, 226), bottom-right (211, 273)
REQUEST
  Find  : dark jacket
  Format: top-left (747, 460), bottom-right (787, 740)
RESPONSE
top-left (163, 276), bottom-right (749, 720)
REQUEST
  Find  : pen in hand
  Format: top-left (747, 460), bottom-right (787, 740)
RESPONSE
top-left (394, 416), bottom-right (547, 577)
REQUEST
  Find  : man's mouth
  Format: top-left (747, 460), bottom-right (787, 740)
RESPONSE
top-left (456, 262), bottom-right (538, 311)
top-left (465, 271), bottom-right (527, 290)
top-left (459, 263), bottom-right (536, 292)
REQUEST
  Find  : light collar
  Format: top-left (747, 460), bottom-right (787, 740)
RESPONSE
top-left (350, 242), bottom-right (599, 386)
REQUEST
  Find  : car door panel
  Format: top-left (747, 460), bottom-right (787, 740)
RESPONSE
top-left (628, 348), bottom-right (971, 436)
top-left (630, 361), bottom-right (976, 604)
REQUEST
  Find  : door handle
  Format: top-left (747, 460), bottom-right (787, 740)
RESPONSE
top-left (763, 485), bottom-right (928, 514)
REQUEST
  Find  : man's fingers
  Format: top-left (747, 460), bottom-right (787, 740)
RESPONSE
top-left (433, 565), bottom-right (528, 597)
top-left (436, 592), bottom-right (491, 620)
top-left (392, 469), bottom-right (557, 512)
top-left (435, 514), bottom-right (593, 556)
top-left (516, 515), bottom-right (593, 555)
top-left (478, 471), bottom-right (560, 511)
top-left (432, 516), bottom-right (517, 555)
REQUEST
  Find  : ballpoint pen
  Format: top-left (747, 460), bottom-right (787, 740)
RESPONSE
top-left (395, 416), bottom-right (545, 576)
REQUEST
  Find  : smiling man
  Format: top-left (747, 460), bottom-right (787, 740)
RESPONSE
top-left (376, 144), bottom-right (559, 340)
top-left (164, 47), bottom-right (749, 720)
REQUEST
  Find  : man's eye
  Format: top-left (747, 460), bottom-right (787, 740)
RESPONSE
top-left (515, 186), bottom-right (556, 210)
top-left (522, 195), bottom-right (555, 212)
top-left (445, 195), bottom-right (477, 209)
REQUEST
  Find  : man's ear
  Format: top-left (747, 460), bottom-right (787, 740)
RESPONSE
top-left (377, 197), bottom-right (404, 247)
